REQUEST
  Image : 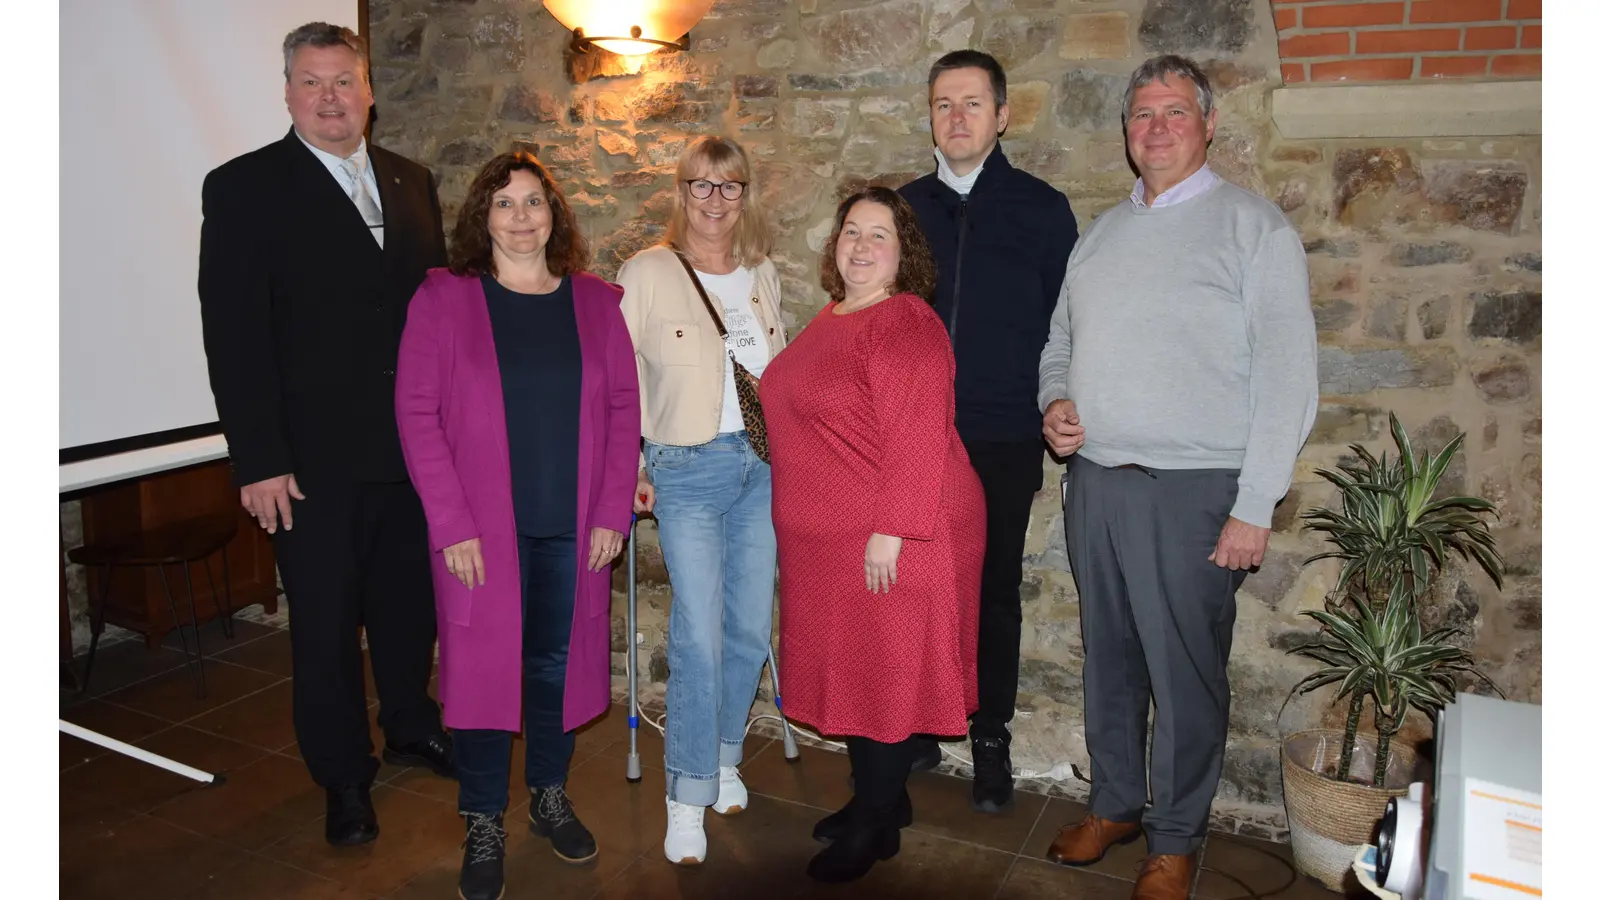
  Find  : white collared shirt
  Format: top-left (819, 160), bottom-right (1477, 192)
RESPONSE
top-left (295, 130), bottom-right (384, 215)
top-left (1130, 163), bottom-right (1219, 209)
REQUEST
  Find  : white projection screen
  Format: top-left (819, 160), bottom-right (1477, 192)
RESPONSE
top-left (59, 0), bottom-right (359, 488)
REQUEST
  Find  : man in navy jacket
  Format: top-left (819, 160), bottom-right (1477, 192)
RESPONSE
top-left (900, 49), bottom-right (1078, 814)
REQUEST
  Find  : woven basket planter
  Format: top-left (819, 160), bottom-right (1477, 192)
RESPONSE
top-left (1281, 729), bottom-right (1421, 892)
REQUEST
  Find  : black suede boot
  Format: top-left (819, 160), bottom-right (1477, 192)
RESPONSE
top-left (812, 789), bottom-right (912, 844)
top-left (809, 735), bottom-right (914, 882)
top-left (458, 812), bottom-right (506, 900)
top-left (805, 816), bottom-right (901, 883)
top-left (529, 785), bottom-right (597, 864)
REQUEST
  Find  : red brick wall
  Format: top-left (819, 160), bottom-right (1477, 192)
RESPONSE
top-left (1274, 0), bottom-right (1541, 84)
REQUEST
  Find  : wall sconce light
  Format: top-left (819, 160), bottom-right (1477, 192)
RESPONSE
top-left (543, 0), bottom-right (717, 57)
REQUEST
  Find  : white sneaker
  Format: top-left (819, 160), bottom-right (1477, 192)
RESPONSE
top-left (664, 798), bottom-right (707, 865)
top-left (712, 765), bottom-right (748, 815)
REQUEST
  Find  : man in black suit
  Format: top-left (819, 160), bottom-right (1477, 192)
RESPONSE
top-left (197, 21), bottom-right (454, 846)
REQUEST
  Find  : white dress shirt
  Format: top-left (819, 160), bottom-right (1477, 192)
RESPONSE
top-left (295, 131), bottom-right (385, 228)
top-left (1130, 163), bottom-right (1220, 209)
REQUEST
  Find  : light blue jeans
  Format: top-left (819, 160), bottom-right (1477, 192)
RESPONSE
top-left (645, 431), bottom-right (776, 806)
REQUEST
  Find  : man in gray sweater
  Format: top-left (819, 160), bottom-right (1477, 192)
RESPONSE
top-left (1035, 55), bottom-right (1318, 900)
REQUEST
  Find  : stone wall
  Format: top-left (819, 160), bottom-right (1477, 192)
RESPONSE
top-left (367, 0), bottom-right (1541, 836)
top-left (60, 500), bottom-right (90, 652)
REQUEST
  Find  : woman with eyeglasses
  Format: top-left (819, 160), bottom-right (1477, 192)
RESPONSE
top-left (616, 135), bottom-right (787, 866)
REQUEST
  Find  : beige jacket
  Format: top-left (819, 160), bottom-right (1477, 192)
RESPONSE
top-left (616, 245), bottom-right (788, 449)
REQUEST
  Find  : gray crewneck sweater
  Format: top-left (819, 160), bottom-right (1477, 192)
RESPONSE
top-left (1036, 178), bottom-right (1319, 527)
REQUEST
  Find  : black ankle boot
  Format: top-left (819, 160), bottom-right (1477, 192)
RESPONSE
top-left (324, 783), bottom-right (378, 846)
top-left (805, 819), bottom-right (901, 883)
top-left (458, 812), bottom-right (506, 900)
top-left (529, 785), bottom-right (597, 864)
top-left (812, 790), bottom-right (913, 844)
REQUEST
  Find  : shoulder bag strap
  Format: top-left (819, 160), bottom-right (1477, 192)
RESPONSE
top-left (670, 248), bottom-right (728, 339)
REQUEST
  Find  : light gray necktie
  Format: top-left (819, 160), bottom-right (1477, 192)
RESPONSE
top-left (340, 156), bottom-right (384, 248)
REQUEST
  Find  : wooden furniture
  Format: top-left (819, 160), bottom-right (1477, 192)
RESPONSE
top-left (70, 513), bottom-right (242, 695)
top-left (76, 459), bottom-right (277, 650)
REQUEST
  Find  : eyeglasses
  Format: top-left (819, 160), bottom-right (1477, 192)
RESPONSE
top-left (684, 179), bottom-right (746, 201)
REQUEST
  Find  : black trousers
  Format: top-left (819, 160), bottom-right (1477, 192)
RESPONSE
top-left (961, 439), bottom-right (1044, 743)
top-left (271, 478), bottom-right (443, 789)
top-left (846, 737), bottom-right (915, 820)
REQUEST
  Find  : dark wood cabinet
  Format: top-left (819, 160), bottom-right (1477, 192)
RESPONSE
top-left (78, 459), bottom-right (278, 648)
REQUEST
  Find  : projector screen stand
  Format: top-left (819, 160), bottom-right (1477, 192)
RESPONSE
top-left (60, 455), bottom-right (266, 792)
top-left (60, 720), bottom-right (224, 786)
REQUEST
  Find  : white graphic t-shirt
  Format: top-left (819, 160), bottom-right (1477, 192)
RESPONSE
top-left (695, 266), bottom-right (768, 434)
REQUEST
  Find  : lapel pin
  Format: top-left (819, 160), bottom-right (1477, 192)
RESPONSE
top-left (393, 177), bottom-right (400, 184)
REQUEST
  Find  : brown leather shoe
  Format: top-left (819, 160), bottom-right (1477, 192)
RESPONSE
top-left (1045, 814), bottom-right (1143, 866)
top-left (1131, 853), bottom-right (1197, 900)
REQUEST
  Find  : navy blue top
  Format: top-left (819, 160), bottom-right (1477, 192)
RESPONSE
top-left (482, 274), bottom-right (581, 538)
top-left (899, 146), bottom-right (1079, 443)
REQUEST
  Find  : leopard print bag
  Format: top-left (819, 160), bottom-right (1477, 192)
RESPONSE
top-left (672, 249), bottom-right (771, 463)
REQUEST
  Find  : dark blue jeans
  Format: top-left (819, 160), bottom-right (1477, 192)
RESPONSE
top-left (455, 532), bottom-right (578, 815)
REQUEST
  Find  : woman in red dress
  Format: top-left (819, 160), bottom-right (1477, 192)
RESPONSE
top-left (759, 186), bottom-right (986, 883)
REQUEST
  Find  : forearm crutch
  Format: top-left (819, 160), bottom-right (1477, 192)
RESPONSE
top-left (767, 644), bottom-right (801, 762)
top-left (622, 511), bottom-right (800, 777)
top-left (625, 513), bottom-right (643, 783)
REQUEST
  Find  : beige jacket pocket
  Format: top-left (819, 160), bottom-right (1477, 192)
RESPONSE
top-left (657, 320), bottom-right (704, 366)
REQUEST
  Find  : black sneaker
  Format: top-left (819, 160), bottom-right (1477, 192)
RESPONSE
top-left (529, 785), bottom-right (598, 864)
top-left (458, 812), bottom-right (506, 900)
top-left (970, 737), bottom-right (1015, 813)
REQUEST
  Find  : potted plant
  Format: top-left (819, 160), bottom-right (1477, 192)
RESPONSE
top-left (1277, 413), bottom-right (1504, 890)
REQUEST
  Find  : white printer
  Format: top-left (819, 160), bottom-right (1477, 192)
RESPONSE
top-left (1367, 692), bottom-right (1542, 900)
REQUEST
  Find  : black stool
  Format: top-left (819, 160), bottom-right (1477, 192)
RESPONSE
top-left (68, 514), bottom-right (239, 697)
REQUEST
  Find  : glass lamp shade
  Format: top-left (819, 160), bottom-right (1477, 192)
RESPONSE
top-left (543, 0), bottom-right (717, 56)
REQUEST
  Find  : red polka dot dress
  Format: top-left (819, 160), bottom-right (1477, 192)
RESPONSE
top-left (759, 293), bottom-right (986, 743)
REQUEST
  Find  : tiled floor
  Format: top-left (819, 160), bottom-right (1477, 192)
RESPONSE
top-left (60, 619), bottom-right (1351, 899)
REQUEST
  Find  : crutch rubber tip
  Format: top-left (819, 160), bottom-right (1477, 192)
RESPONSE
top-left (626, 757), bottom-right (642, 782)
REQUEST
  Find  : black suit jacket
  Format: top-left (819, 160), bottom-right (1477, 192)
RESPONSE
top-left (197, 129), bottom-right (447, 487)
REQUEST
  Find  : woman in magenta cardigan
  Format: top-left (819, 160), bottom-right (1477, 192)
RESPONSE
top-left (394, 151), bottom-right (639, 900)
